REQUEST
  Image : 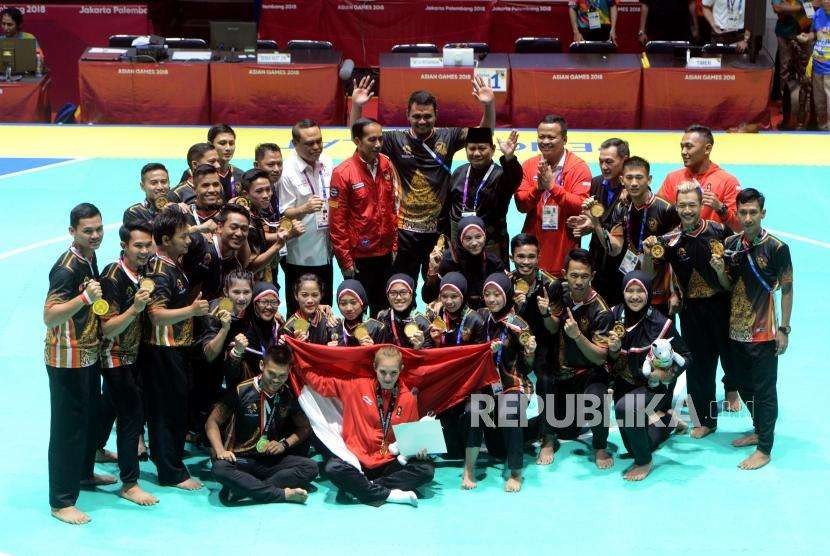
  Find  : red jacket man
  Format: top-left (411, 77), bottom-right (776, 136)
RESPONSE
top-left (657, 124), bottom-right (742, 232)
top-left (329, 119), bottom-right (400, 316)
top-left (515, 116), bottom-right (591, 276)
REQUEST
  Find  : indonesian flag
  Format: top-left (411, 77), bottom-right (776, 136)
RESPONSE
top-left (287, 338), bottom-right (499, 471)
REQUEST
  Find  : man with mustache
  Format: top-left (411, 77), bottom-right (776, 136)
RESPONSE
top-left (169, 142), bottom-right (221, 205)
top-left (330, 117), bottom-right (399, 317)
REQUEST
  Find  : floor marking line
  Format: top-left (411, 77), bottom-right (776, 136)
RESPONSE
top-left (0, 223), bottom-right (119, 262)
top-left (0, 158), bottom-right (90, 181)
top-left (767, 229), bottom-right (830, 250)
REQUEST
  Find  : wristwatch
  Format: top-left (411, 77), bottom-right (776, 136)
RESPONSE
top-left (716, 203), bottom-right (729, 217)
top-left (279, 438), bottom-right (290, 451)
top-left (778, 325), bottom-right (791, 335)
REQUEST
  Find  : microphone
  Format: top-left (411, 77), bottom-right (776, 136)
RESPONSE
top-left (339, 59), bottom-right (354, 81)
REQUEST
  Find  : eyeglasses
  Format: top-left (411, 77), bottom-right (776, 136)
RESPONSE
top-left (387, 290), bottom-right (411, 299)
top-left (256, 300), bottom-right (280, 309)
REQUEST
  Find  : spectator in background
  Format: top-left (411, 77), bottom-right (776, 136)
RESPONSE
top-left (694, 0), bottom-right (714, 45)
top-left (703, 0), bottom-right (751, 52)
top-left (569, 0), bottom-right (618, 43)
top-left (638, 0), bottom-right (697, 44)
top-left (773, 0), bottom-right (816, 130)
top-left (1, 7), bottom-right (44, 60)
top-left (799, 0), bottom-right (830, 130)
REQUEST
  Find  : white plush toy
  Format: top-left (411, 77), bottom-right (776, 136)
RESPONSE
top-left (642, 338), bottom-right (686, 387)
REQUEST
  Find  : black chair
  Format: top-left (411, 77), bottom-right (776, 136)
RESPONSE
top-left (514, 36), bottom-right (561, 54)
top-left (164, 38), bottom-right (207, 49)
top-left (444, 42), bottom-right (490, 58)
top-left (391, 43), bottom-right (439, 54)
top-left (257, 39), bottom-right (279, 51)
top-left (287, 40), bottom-right (333, 50)
top-left (108, 34), bottom-right (141, 48)
top-left (645, 40), bottom-right (692, 54)
top-left (568, 40), bottom-right (617, 54)
top-left (702, 42), bottom-right (739, 55)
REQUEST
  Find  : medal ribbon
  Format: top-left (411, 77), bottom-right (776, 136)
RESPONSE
top-left (462, 163), bottom-right (495, 212)
top-left (376, 383), bottom-right (398, 448)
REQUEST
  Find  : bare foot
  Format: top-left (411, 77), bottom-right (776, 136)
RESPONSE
top-left (623, 462), bottom-right (653, 481)
top-left (175, 478), bottom-right (203, 490)
top-left (120, 483), bottom-right (159, 506)
top-left (283, 488), bottom-right (308, 503)
top-left (732, 433), bottom-right (758, 447)
top-left (137, 436), bottom-right (149, 461)
top-left (595, 449), bottom-right (614, 470)
top-left (536, 439), bottom-right (555, 466)
top-left (461, 469), bottom-right (477, 490)
top-left (691, 426), bottom-right (716, 439)
top-left (725, 391), bottom-right (742, 412)
top-left (673, 419), bottom-right (689, 435)
top-left (51, 506), bottom-right (91, 525)
top-left (95, 448), bottom-right (118, 463)
top-left (505, 475), bottom-right (523, 493)
top-left (80, 473), bottom-right (117, 487)
top-left (738, 449), bottom-right (770, 470)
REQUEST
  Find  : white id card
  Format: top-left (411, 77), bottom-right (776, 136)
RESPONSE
top-left (587, 10), bottom-right (601, 30)
top-left (492, 381), bottom-right (504, 395)
top-left (618, 249), bottom-right (639, 274)
top-left (461, 211), bottom-right (477, 218)
top-left (804, 2), bottom-right (815, 18)
top-left (316, 203), bottom-right (330, 229)
top-left (541, 204), bottom-right (559, 230)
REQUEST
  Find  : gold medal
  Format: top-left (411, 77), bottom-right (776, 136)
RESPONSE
top-left (138, 277), bottom-right (155, 294)
top-left (234, 197), bottom-right (250, 209)
top-left (293, 317), bottom-right (310, 334)
top-left (404, 322), bottom-right (420, 339)
top-left (432, 316), bottom-right (447, 332)
top-left (589, 202), bottom-right (605, 218)
top-left (434, 234), bottom-right (447, 253)
top-left (379, 440), bottom-right (388, 456)
top-left (92, 299), bottom-right (109, 316)
top-left (710, 240), bottom-right (725, 258)
top-left (518, 331), bottom-right (532, 346)
top-left (650, 243), bottom-right (665, 259)
top-left (255, 436), bottom-right (268, 453)
top-left (217, 297), bottom-right (234, 313)
top-left (353, 324), bottom-right (369, 341)
top-left (154, 196), bottom-right (169, 210)
top-left (278, 217), bottom-right (294, 233)
top-left (514, 279), bottom-right (530, 295)
top-left (612, 321), bottom-right (626, 338)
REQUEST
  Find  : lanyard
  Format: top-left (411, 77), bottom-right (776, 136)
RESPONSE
top-left (257, 379), bottom-right (281, 435)
top-left (462, 163), bottom-right (495, 212)
top-left (390, 314), bottom-right (402, 345)
top-left (411, 133), bottom-right (451, 174)
top-left (376, 383), bottom-right (398, 445)
top-left (741, 232), bottom-right (773, 293)
top-left (442, 308), bottom-right (469, 345)
top-left (626, 200), bottom-right (650, 252)
top-left (601, 179), bottom-right (618, 208)
top-left (486, 314), bottom-right (509, 367)
top-left (70, 245), bottom-right (97, 278)
top-left (303, 166), bottom-right (327, 199)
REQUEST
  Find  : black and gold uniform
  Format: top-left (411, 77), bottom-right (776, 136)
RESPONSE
top-left (282, 309), bottom-right (339, 345)
top-left (181, 232), bottom-right (242, 301)
top-left (122, 199), bottom-right (159, 228)
top-left (99, 258), bottom-right (145, 485)
top-left (724, 229), bottom-right (793, 456)
top-left (44, 245), bottom-right (101, 510)
top-left (211, 377), bottom-right (317, 503)
top-left (587, 175), bottom-right (626, 306)
top-left (662, 219), bottom-right (733, 431)
top-left (140, 253), bottom-right (195, 485)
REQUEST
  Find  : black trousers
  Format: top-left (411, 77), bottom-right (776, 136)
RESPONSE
top-left (97, 375), bottom-right (116, 450)
top-left (680, 296), bottom-right (735, 429)
top-left (731, 340), bottom-right (778, 455)
top-left (189, 356), bottom-right (224, 439)
top-left (354, 253), bottom-right (393, 318)
top-left (284, 262), bottom-right (333, 315)
top-left (438, 402), bottom-right (467, 459)
top-left (392, 230), bottom-right (439, 289)
top-left (464, 392), bottom-right (526, 471)
top-left (47, 364), bottom-right (100, 509)
top-left (324, 456), bottom-right (434, 505)
top-left (101, 364), bottom-right (144, 484)
top-left (614, 386), bottom-right (673, 466)
top-left (547, 370), bottom-right (610, 450)
top-left (212, 454), bottom-right (318, 503)
top-left (140, 345), bottom-right (191, 485)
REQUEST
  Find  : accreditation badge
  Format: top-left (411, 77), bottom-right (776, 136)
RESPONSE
top-left (541, 205), bottom-right (559, 230)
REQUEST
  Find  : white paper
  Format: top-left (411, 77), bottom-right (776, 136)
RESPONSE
top-left (257, 52), bottom-right (291, 64)
top-left (88, 47), bottom-right (127, 54)
top-left (171, 50), bottom-right (212, 61)
top-left (687, 56), bottom-right (721, 69)
top-left (392, 418), bottom-right (447, 456)
top-left (410, 57), bottom-right (443, 68)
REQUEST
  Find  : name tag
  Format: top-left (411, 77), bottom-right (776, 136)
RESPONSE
top-left (461, 211), bottom-right (477, 218)
top-left (352, 182), bottom-right (365, 191)
top-left (541, 204), bottom-right (559, 230)
top-left (618, 249), bottom-right (639, 274)
top-left (587, 10), bottom-right (601, 30)
top-left (804, 3), bottom-right (815, 18)
top-left (316, 203), bottom-right (330, 229)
